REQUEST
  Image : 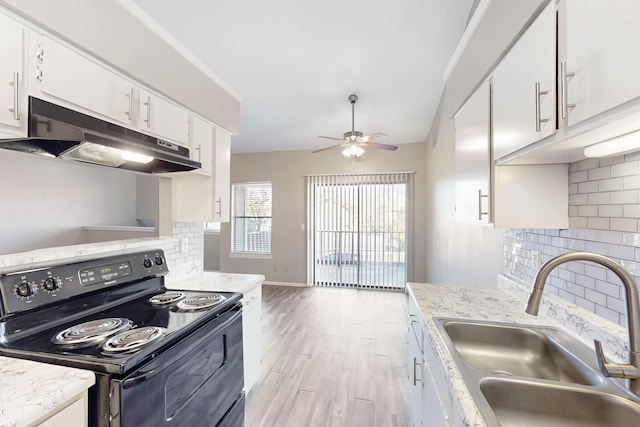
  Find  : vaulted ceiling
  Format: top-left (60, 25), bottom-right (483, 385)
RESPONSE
top-left (132, 0), bottom-right (475, 153)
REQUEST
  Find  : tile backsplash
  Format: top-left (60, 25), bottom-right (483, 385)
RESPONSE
top-left (164, 222), bottom-right (204, 276)
top-left (504, 152), bottom-right (640, 327)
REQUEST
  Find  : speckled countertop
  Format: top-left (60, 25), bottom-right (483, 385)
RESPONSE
top-left (165, 271), bottom-right (265, 294)
top-left (0, 356), bottom-right (94, 427)
top-left (408, 274), bottom-right (629, 427)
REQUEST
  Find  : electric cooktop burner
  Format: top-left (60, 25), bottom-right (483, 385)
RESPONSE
top-left (176, 294), bottom-right (227, 311)
top-left (148, 291), bottom-right (186, 305)
top-left (52, 318), bottom-right (133, 349)
top-left (101, 326), bottom-right (166, 356)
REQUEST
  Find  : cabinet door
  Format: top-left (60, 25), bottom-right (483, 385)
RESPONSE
top-left (213, 127), bottom-right (231, 222)
top-left (139, 90), bottom-right (189, 146)
top-left (407, 322), bottom-right (424, 427)
top-left (565, 0), bottom-right (640, 126)
top-left (422, 361), bottom-right (448, 427)
top-left (455, 80), bottom-right (490, 224)
top-left (38, 395), bottom-right (87, 427)
top-left (40, 36), bottom-right (134, 126)
top-left (0, 12), bottom-right (24, 132)
top-left (189, 115), bottom-right (213, 176)
top-left (493, 1), bottom-right (555, 159)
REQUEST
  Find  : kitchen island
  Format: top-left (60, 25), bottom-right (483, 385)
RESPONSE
top-left (0, 356), bottom-right (94, 427)
top-left (408, 275), bottom-right (629, 426)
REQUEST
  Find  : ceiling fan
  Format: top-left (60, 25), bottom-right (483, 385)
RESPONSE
top-left (313, 94), bottom-right (398, 157)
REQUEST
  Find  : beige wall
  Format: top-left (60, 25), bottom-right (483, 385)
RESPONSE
top-left (220, 143), bottom-right (427, 284)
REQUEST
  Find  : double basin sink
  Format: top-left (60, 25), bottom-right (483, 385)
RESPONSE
top-left (434, 318), bottom-right (640, 426)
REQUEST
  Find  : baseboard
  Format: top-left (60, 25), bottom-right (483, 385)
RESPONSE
top-left (263, 281), bottom-right (310, 288)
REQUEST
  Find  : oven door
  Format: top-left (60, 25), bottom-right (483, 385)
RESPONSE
top-left (112, 303), bottom-right (244, 427)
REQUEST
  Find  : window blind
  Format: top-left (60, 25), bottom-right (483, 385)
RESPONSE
top-left (306, 172), bottom-right (413, 290)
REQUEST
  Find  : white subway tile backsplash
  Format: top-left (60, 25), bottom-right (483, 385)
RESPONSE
top-left (569, 170), bottom-right (588, 183)
top-left (599, 177), bottom-right (624, 192)
top-left (610, 190), bottom-right (639, 204)
top-left (587, 217), bottom-right (609, 230)
top-left (576, 158), bottom-right (600, 171)
top-left (503, 154), bottom-right (640, 327)
top-left (623, 174), bottom-right (640, 190)
top-left (610, 218), bottom-right (638, 232)
top-left (578, 181), bottom-right (599, 194)
top-left (587, 192), bottom-right (610, 205)
top-left (588, 166), bottom-right (611, 181)
top-left (598, 205), bottom-right (623, 218)
top-left (611, 161), bottom-right (639, 177)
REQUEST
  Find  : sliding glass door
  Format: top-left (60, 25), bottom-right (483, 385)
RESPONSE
top-left (307, 173), bottom-right (413, 290)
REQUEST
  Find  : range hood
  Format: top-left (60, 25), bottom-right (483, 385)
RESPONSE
top-left (0, 97), bottom-right (201, 173)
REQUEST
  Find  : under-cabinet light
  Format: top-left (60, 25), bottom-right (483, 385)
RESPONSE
top-left (122, 150), bottom-right (154, 164)
top-left (584, 131), bottom-right (640, 158)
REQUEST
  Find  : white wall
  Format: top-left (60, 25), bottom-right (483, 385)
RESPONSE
top-left (0, 149), bottom-right (145, 254)
top-left (219, 143), bottom-right (427, 284)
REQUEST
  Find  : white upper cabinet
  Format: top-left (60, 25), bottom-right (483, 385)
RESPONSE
top-left (492, 1), bottom-right (555, 160)
top-left (138, 90), bottom-right (189, 147)
top-left (563, 0), bottom-right (640, 126)
top-left (189, 115), bottom-right (213, 176)
top-left (38, 36), bottom-right (135, 127)
top-left (213, 127), bottom-right (231, 222)
top-left (455, 79), bottom-right (568, 229)
top-left (455, 80), bottom-right (491, 225)
top-left (0, 11), bottom-right (26, 135)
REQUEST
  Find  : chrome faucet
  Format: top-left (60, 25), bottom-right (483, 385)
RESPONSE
top-left (525, 251), bottom-right (640, 396)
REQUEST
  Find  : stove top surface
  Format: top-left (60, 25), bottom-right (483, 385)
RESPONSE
top-left (0, 287), bottom-right (241, 374)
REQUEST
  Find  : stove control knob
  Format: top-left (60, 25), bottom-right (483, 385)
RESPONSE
top-left (15, 282), bottom-right (34, 298)
top-left (143, 259), bottom-right (153, 269)
top-left (42, 277), bottom-right (60, 292)
top-left (154, 256), bottom-right (164, 266)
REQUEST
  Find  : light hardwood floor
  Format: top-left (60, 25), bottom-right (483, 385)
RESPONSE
top-left (245, 285), bottom-right (409, 427)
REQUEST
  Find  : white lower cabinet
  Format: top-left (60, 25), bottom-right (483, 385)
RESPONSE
top-left (36, 392), bottom-right (87, 427)
top-left (242, 285), bottom-right (262, 393)
top-left (407, 295), bottom-right (449, 427)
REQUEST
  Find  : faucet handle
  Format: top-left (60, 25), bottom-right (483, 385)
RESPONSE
top-left (594, 339), bottom-right (640, 379)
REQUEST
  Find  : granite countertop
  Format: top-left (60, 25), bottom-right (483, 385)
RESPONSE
top-left (0, 357), bottom-right (94, 427)
top-left (165, 271), bottom-right (265, 294)
top-left (408, 275), bottom-right (628, 427)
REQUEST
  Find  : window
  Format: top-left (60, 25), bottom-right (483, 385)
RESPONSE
top-left (231, 182), bottom-right (272, 255)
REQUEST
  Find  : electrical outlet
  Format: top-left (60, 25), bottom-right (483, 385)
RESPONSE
top-left (532, 250), bottom-right (542, 269)
top-left (180, 238), bottom-right (189, 254)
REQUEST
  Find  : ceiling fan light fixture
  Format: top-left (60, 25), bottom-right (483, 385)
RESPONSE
top-left (342, 145), bottom-right (364, 158)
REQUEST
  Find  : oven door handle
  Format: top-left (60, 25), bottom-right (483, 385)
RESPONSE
top-left (122, 304), bottom-right (242, 389)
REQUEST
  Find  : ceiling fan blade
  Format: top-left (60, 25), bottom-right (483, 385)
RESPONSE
top-left (363, 141), bottom-right (398, 151)
top-left (312, 144), bottom-right (345, 153)
top-left (318, 135), bottom-right (345, 142)
top-left (361, 132), bottom-right (388, 142)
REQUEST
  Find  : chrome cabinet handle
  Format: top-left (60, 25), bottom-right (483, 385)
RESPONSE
top-left (478, 189), bottom-right (489, 221)
top-left (535, 81), bottom-right (549, 132)
top-left (144, 96), bottom-right (151, 128)
top-left (195, 144), bottom-right (202, 162)
top-left (413, 357), bottom-right (422, 386)
top-left (215, 198), bottom-right (222, 217)
top-left (9, 72), bottom-right (19, 120)
top-left (560, 61), bottom-right (576, 119)
top-left (126, 88), bottom-right (134, 121)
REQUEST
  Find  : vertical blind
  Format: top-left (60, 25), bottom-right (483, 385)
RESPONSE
top-left (306, 172), bottom-right (413, 290)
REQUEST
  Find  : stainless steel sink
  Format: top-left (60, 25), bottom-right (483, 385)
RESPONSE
top-left (441, 319), bottom-right (598, 384)
top-left (481, 378), bottom-right (640, 427)
top-left (434, 318), bottom-right (640, 427)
